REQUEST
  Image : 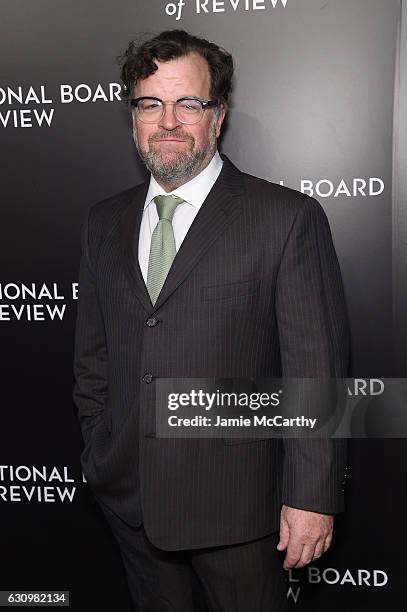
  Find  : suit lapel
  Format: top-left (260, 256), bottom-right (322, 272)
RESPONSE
top-left (120, 155), bottom-right (246, 314)
top-left (120, 181), bottom-right (154, 313)
top-left (153, 156), bottom-right (245, 311)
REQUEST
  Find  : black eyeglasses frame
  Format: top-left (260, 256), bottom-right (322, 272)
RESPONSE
top-left (129, 96), bottom-right (221, 124)
top-left (130, 96), bottom-right (220, 111)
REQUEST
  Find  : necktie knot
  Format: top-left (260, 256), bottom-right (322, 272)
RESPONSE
top-left (153, 195), bottom-right (184, 222)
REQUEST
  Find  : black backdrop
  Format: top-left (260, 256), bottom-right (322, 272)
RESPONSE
top-left (1, 0), bottom-right (406, 609)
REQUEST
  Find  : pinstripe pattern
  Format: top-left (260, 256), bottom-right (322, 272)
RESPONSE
top-left (73, 154), bottom-right (349, 551)
top-left (100, 500), bottom-right (286, 611)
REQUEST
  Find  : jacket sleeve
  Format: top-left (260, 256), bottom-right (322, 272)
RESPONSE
top-left (73, 207), bottom-right (108, 447)
top-left (275, 195), bottom-right (350, 514)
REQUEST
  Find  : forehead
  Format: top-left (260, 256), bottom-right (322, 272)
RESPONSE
top-left (134, 52), bottom-right (211, 98)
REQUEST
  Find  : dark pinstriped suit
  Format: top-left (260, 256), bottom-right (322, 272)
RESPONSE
top-left (73, 154), bottom-right (349, 554)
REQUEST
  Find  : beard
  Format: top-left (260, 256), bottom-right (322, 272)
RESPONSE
top-left (134, 117), bottom-right (218, 185)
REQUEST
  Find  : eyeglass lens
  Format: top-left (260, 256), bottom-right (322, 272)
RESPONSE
top-left (136, 98), bottom-right (203, 124)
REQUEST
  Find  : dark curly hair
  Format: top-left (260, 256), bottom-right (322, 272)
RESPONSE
top-left (118, 29), bottom-right (234, 109)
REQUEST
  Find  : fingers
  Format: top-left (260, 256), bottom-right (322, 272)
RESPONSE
top-left (287, 531), bottom-right (332, 568)
top-left (278, 506), bottom-right (334, 570)
top-left (284, 539), bottom-right (324, 569)
top-left (283, 531), bottom-right (333, 568)
top-left (277, 517), bottom-right (290, 552)
top-left (312, 539), bottom-right (325, 561)
top-left (323, 531), bottom-right (332, 553)
top-left (279, 533), bottom-right (332, 569)
top-left (283, 539), bottom-right (305, 569)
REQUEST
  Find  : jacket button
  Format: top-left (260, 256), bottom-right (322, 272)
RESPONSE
top-left (142, 373), bottom-right (153, 384)
top-left (146, 317), bottom-right (158, 327)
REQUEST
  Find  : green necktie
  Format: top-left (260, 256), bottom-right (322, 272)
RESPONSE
top-left (147, 194), bottom-right (184, 305)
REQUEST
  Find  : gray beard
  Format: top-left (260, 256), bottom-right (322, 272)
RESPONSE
top-left (134, 118), bottom-right (217, 186)
top-left (139, 143), bottom-right (211, 185)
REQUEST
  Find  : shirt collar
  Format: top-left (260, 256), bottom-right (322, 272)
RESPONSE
top-left (144, 149), bottom-right (223, 210)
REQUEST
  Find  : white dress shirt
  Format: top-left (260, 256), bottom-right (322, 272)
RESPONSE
top-left (138, 150), bottom-right (223, 284)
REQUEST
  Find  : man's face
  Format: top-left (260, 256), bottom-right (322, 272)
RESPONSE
top-left (132, 52), bottom-right (226, 188)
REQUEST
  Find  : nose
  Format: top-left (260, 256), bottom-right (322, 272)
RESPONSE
top-left (158, 102), bottom-right (181, 130)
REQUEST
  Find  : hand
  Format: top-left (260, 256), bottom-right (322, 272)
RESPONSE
top-left (277, 504), bottom-right (334, 569)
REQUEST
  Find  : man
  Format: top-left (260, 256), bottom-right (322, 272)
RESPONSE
top-left (73, 29), bottom-right (349, 611)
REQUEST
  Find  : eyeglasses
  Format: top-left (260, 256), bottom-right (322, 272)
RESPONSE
top-left (130, 96), bottom-right (220, 125)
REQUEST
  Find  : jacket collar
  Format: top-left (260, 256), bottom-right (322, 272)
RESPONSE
top-left (120, 154), bottom-right (246, 314)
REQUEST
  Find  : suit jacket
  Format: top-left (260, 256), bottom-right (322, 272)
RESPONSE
top-left (73, 154), bottom-right (349, 551)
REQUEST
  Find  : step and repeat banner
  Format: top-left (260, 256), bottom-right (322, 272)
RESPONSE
top-left (1, 0), bottom-right (405, 610)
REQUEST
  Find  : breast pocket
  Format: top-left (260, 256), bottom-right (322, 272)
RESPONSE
top-left (201, 279), bottom-right (260, 302)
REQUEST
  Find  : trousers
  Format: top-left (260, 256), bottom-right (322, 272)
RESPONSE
top-left (99, 501), bottom-right (288, 612)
